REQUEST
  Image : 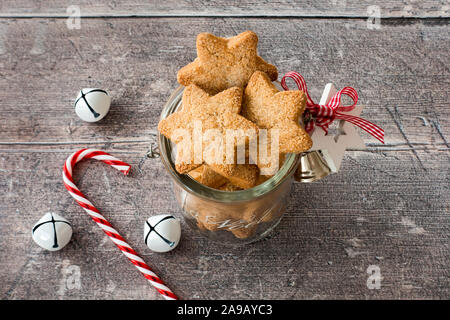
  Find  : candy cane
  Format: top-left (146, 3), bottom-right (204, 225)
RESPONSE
top-left (62, 148), bottom-right (178, 300)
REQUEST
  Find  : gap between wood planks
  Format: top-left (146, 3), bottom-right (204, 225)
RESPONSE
top-left (0, 140), bottom-right (447, 147)
top-left (0, 14), bottom-right (448, 20)
top-left (0, 135), bottom-right (449, 152)
top-left (0, 143), bottom-right (449, 154)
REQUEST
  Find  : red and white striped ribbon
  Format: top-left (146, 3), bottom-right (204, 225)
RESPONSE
top-left (62, 148), bottom-right (178, 300)
top-left (281, 71), bottom-right (384, 144)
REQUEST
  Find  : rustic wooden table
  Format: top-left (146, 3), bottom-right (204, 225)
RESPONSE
top-left (1, 1), bottom-right (448, 300)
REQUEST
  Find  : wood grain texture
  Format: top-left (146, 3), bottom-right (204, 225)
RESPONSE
top-left (0, 0), bottom-right (449, 18)
top-left (0, 17), bottom-right (449, 300)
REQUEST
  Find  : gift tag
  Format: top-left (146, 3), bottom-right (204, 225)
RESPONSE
top-left (308, 83), bottom-right (366, 173)
top-left (296, 83), bottom-right (367, 182)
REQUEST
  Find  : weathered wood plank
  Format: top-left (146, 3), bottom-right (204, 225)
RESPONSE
top-left (0, 18), bottom-right (448, 149)
top-left (0, 1), bottom-right (449, 18)
top-left (0, 148), bottom-right (447, 299)
top-left (0, 17), bottom-right (448, 300)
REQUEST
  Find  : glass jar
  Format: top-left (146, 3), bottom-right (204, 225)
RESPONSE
top-left (158, 86), bottom-right (302, 245)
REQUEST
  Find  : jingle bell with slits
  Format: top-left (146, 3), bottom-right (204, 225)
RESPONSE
top-left (32, 212), bottom-right (72, 251)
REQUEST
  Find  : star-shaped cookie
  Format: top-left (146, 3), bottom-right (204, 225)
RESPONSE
top-left (242, 71), bottom-right (313, 155)
top-left (177, 31), bottom-right (278, 95)
top-left (158, 84), bottom-right (260, 189)
top-left (188, 165), bottom-right (228, 189)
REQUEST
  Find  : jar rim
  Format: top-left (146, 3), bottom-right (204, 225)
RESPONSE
top-left (158, 85), bottom-right (301, 203)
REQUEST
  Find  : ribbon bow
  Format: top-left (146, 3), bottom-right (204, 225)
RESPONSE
top-left (281, 71), bottom-right (384, 144)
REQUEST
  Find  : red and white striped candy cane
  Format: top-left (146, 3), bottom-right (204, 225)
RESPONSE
top-left (62, 148), bottom-right (178, 300)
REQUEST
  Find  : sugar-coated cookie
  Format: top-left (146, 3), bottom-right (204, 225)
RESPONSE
top-left (217, 181), bottom-right (243, 192)
top-left (188, 165), bottom-right (228, 189)
top-left (243, 71), bottom-right (312, 154)
top-left (158, 84), bottom-right (259, 189)
top-left (178, 31), bottom-right (278, 94)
